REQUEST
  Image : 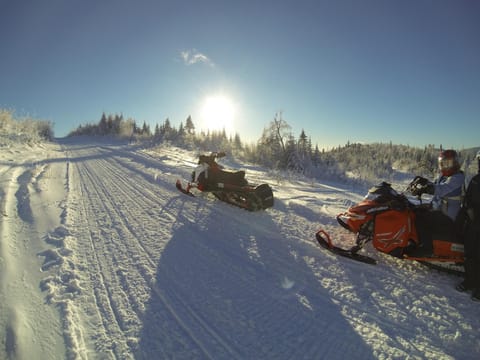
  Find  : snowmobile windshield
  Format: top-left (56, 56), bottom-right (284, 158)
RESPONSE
top-left (365, 182), bottom-right (400, 203)
top-left (365, 192), bottom-right (384, 201)
top-left (364, 183), bottom-right (410, 211)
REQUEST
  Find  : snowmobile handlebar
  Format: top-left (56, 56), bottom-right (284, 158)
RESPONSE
top-left (213, 151), bottom-right (226, 158)
top-left (406, 176), bottom-right (434, 198)
top-left (197, 151), bottom-right (226, 165)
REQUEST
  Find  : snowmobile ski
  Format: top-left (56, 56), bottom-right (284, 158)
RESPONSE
top-left (176, 179), bottom-right (195, 197)
top-left (315, 230), bottom-right (377, 265)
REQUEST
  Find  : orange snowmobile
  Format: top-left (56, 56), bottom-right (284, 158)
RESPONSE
top-left (316, 179), bottom-right (464, 272)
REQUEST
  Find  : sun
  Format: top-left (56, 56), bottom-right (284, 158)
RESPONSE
top-left (199, 94), bottom-right (236, 134)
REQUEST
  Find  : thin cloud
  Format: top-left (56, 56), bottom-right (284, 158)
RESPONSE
top-left (180, 49), bottom-right (215, 67)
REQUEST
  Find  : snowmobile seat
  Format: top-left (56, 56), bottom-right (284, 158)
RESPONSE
top-left (212, 169), bottom-right (247, 187)
top-left (196, 169), bottom-right (247, 190)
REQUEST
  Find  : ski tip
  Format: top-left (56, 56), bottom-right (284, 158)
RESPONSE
top-left (315, 229), bottom-right (333, 249)
top-left (175, 179), bottom-right (195, 197)
top-left (315, 229), bottom-right (377, 265)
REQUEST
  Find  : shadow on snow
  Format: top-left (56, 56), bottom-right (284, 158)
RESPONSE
top-left (134, 197), bottom-right (374, 359)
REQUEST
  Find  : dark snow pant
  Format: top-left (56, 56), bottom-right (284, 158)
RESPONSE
top-left (415, 210), bottom-right (456, 254)
top-left (463, 224), bottom-right (480, 290)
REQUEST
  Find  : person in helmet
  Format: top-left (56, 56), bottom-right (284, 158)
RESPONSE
top-left (412, 149), bottom-right (465, 220)
top-left (456, 150), bottom-right (480, 301)
top-left (410, 149), bottom-right (465, 256)
top-left (433, 149), bottom-right (465, 219)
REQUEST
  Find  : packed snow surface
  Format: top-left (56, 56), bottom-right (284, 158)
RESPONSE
top-left (0, 137), bottom-right (479, 359)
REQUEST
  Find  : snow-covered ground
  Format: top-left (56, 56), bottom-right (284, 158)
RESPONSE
top-left (0, 136), bottom-right (479, 360)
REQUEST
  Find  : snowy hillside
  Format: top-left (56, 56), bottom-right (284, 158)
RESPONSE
top-left (1, 137), bottom-right (479, 360)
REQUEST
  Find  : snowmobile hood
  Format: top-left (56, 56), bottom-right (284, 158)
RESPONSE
top-left (336, 197), bottom-right (400, 234)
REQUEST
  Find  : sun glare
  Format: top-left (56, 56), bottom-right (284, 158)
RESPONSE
top-left (200, 95), bottom-right (236, 134)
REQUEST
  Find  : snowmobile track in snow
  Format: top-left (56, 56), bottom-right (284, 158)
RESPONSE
top-left (68, 145), bottom-right (243, 359)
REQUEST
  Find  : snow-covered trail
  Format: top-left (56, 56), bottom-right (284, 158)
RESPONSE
top-left (0, 142), bottom-right (67, 359)
top-left (59, 139), bottom-right (373, 359)
top-left (1, 137), bottom-right (479, 359)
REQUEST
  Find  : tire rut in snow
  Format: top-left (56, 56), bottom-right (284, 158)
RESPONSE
top-left (70, 149), bottom-right (233, 358)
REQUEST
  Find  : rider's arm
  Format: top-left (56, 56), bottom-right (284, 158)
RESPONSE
top-left (433, 172), bottom-right (465, 198)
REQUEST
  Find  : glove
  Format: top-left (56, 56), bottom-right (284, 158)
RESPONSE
top-left (411, 187), bottom-right (423, 196)
top-left (414, 176), bottom-right (430, 186)
top-left (411, 182), bottom-right (434, 196)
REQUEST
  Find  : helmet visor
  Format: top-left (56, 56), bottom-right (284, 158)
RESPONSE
top-left (439, 158), bottom-right (455, 171)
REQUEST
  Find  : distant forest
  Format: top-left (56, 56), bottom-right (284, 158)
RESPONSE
top-left (68, 112), bottom-right (480, 187)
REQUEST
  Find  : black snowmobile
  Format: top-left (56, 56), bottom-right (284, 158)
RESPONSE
top-left (176, 152), bottom-right (274, 211)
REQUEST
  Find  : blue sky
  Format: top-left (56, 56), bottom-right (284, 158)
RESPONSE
top-left (1, 0), bottom-right (479, 149)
